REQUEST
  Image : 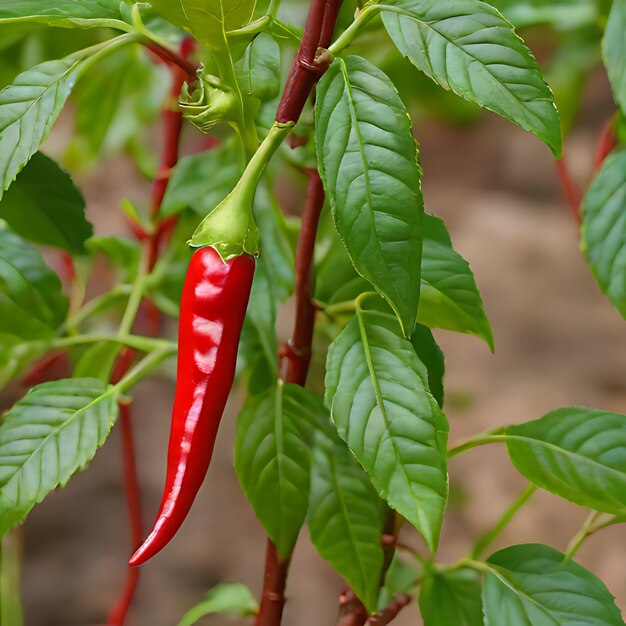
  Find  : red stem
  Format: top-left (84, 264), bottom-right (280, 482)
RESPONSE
top-left (254, 0), bottom-right (342, 622)
top-left (366, 595), bottom-right (411, 626)
top-left (592, 113), bottom-right (618, 172)
top-left (281, 171), bottom-right (325, 385)
top-left (143, 41), bottom-right (198, 81)
top-left (336, 590), bottom-right (369, 626)
top-left (255, 172), bottom-right (327, 626)
top-left (107, 401), bottom-right (143, 626)
top-left (107, 39), bottom-right (195, 625)
top-left (554, 158), bottom-right (582, 225)
top-left (275, 0), bottom-right (341, 124)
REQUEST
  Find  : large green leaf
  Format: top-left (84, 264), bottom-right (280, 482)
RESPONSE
top-left (581, 150), bottom-right (626, 317)
top-left (234, 32), bottom-right (281, 102)
top-left (0, 36), bottom-right (133, 196)
top-left (0, 152), bottom-right (92, 253)
top-left (308, 431), bottom-right (386, 612)
top-left (506, 407), bottom-right (626, 515)
top-left (410, 323), bottom-right (445, 408)
top-left (420, 214), bottom-right (493, 350)
top-left (150, 0), bottom-right (256, 51)
top-left (325, 308), bottom-right (448, 550)
top-left (604, 0), bottom-right (626, 113)
top-left (483, 544), bottom-right (625, 625)
top-left (177, 583), bottom-right (258, 626)
top-left (0, 225), bottom-right (68, 339)
top-left (160, 142), bottom-right (243, 217)
top-left (381, 0), bottom-right (562, 156)
top-left (420, 567), bottom-right (483, 626)
top-left (0, 0), bottom-right (126, 29)
top-left (235, 382), bottom-right (321, 557)
top-left (315, 55), bottom-right (424, 336)
top-left (0, 57), bottom-right (82, 195)
top-left (0, 378), bottom-right (118, 537)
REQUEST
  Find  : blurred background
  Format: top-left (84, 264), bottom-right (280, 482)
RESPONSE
top-left (0, 3), bottom-right (625, 624)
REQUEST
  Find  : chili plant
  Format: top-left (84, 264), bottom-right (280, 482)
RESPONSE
top-left (0, 0), bottom-right (624, 625)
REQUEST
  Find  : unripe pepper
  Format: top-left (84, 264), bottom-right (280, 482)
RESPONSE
top-left (129, 246), bottom-right (254, 566)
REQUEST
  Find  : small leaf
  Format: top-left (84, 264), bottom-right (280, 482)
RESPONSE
top-left (0, 152), bottom-right (92, 253)
top-left (235, 382), bottom-right (322, 557)
top-left (0, 334), bottom-right (51, 391)
top-left (160, 142), bottom-right (243, 217)
top-left (581, 150), bottom-right (626, 318)
top-left (235, 32), bottom-right (281, 102)
top-left (0, 378), bottom-right (118, 537)
top-left (420, 214), bottom-right (493, 350)
top-left (0, 225), bottom-right (68, 339)
top-left (506, 407), bottom-right (626, 515)
top-left (315, 55), bottom-right (423, 336)
top-left (177, 583), bottom-right (258, 626)
top-left (483, 544), bottom-right (625, 625)
top-left (420, 567), bottom-right (483, 626)
top-left (603, 0), bottom-right (626, 113)
top-left (0, 0), bottom-right (125, 29)
top-left (410, 324), bottom-right (445, 408)
top-left (325, 308), bottom-right (448, 550)
top-left (86, 236), bottom-right (140, 281)
top-left (381, 0), bottom-right (562, 156)
top-left (308, 430), bottom-right (386, 612)
top-left (73, 342), bottom-right (120, 382)
top-left (0, 56), bottom-right (83, 195)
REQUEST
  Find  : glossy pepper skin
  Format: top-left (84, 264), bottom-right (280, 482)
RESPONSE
top-left (129, 246), bottom-right (255, 566)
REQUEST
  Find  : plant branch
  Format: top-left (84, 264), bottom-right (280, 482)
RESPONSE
top-left (592, 112), bottom-right (618, 173)
top-left (447, 429), bottom-right (507, 458)
top-left (143, 41), bottom-right (198, 81)
top-left (366, 595), bottom-right (411, 626)
top-left (336, 590), bottom-right (369, 626)
top-left (565, 511), bottom-right (605, 558)
top-left (471, 484), bottom-right (536, 559)
top-left (254, 0), bottom-right (343, 622)
top-left (275, 0), bottom-right (343, 124)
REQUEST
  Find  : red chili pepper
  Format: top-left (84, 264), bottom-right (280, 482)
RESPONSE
top-left (129, 246), bottom-right (254, 566)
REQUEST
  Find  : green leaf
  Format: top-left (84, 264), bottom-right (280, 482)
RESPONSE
top-left (0, 0), bottom-right (126, 29)
top-left (420, 567), bottom-right (483, 626)
top-left (73, 342), bottom-right (119, 382)
top-left (177, 583), bottom-right (258, 626)
top-left (0, 334), bottom-right (52, 391)
top-left (308, 430), bottom-right (386, 612)
top-left (420, 214), bottom-right (493, 350)
top-left (604, 0), bottom-right (626, 113)
top-left (235, 32), bottom-right (281, 102)
top-left (86, 236), bottom-right (140, 281)
top-left (315, 55), bottom-right (424, 336)
top-left (235, 382), bottom-right (322, 558)
top-left (0, 152), bottom-right (92, 253)
top-left (381, 0), bottom-right (562, 156)
top-left (240, 259), bottom-right (278, 393)
top-left (71, 46), bottom-right (168, 162)
top-left (325, 308), bottom-right (448, 550)
top-left (483, 544), bottom-right (625, 625)
top-left (380, 553), bottom-right (422, 608)
top-left (581, 150), bottom-right (626, 317)
top-left (410, 323), bottom-right (445, 407)
top-left (505, 407), bottom-right (626, 515)
top-left (488, 0), bottom-right (597, 29)
top-left (0, 224), bottom-right (68, 339)
top-left (160, 142), bottom-right (243, 217)
top-left (0, 378), bottom-right (118, 537)
top-left (0, 56), bottom-right (86, 195)
top-left (151, 0), bottom-right (256, 51)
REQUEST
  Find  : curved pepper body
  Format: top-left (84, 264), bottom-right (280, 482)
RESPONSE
top-left (130, 246), bottom-right (255, 566)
